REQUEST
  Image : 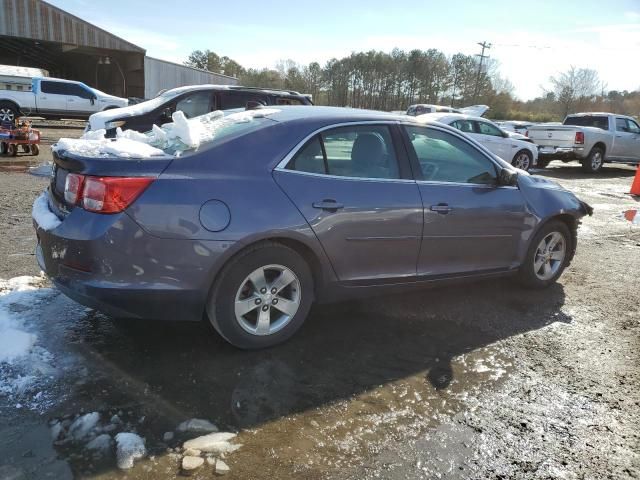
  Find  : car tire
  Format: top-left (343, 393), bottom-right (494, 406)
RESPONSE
top-left (517, 220), bottom-right (571, 289)
top-left (30, 144), bottom-right (39, 155)
top-left (512, 150), bottom-right (532, 171)
top-left (0, 142), bottom-right (7, 155)
top-left (581, 146), bottom-right (604, 173)
top-left (206, 242), bottom-right (314, 349)
top-left (0, 102), bottom-right (18, 123)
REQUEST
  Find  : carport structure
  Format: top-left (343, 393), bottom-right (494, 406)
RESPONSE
top-left (0, 0), bottom-right (145, 98)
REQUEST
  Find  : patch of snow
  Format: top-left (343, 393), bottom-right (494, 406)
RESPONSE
top-left (176, 418), bottom-right (218, 434)
top-left (0, 277), bottom-right (76, 413)
top-left (69, 412), bottom-right (100, 440)
top-left (215, 459), bottom-right (230, 475)
top-left (53, 136), bottom-right (166, 159)
top-left (32, 192), bottom-right (61, 231)
top-left (115, 432), bottom-right (146, 469)
top-left (182, 455), bottom-right (204, 471)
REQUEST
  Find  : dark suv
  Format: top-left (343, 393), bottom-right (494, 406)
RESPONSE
top-left (87, 85), bottom-right (312, 136)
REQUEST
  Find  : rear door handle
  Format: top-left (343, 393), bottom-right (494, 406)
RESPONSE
top-left (312, 199), bottom-right (344, 212)
top-left (430, 203), bottom-right (452, 214)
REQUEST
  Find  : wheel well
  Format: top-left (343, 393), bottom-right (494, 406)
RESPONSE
top-left (265, 237), bottom-right (324, 294)
top-left (546, 214), bottom-right (578, 262)
top-left (592, 142), bottom-right (606, 156)
top-left (0, 100), bottom-right (20, 113)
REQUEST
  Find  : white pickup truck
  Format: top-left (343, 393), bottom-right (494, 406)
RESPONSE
top-left (527, 112), bottom-right (640, 173)
top-left (0, 77), bottom-right (127, 123)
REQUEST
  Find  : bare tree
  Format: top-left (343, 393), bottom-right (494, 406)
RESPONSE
top-left (548, 66), bottom-right (600, 116)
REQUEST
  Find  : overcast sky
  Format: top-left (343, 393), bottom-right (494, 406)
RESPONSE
top-left (50, 0), bottom-right (640, 100)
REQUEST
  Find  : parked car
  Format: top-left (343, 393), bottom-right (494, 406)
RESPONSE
top-left (87, 85), bottom-right (313, 136)
top-left (496, 120), bottom-right (535, 135)
top-left (527, 112), bottom-right (640, 172)
top-left (418, 112), bottom-right (538, 171)
top-left (34, 106), bottom-right (591, 349)
top-left (406, 104), bottom-right (489, 117)
top-left (0, 77), bottom-right (128, 122)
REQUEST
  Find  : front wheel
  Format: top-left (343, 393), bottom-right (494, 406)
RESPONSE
top-left (207, 243), bottom-right (314, 349)
top-left (581, 147), bottom-right (604, 173)
top-left (512, 150), bottom-right (532, 171)
top-left (518, 221), bottom-right (571, 289)
top-left (0, 103), bottom-right (18, 123)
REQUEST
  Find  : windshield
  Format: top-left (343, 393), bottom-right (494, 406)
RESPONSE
top-left (564, 115), bottom-right (608, 130)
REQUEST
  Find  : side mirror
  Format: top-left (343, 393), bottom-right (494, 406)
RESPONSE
top-left (90, 95), bottom-right (96, 105)
top-left (498, 167), bottom-right (518, 186)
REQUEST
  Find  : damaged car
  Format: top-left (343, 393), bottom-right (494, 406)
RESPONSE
top-left (33, 106), bottom-right (592, 349)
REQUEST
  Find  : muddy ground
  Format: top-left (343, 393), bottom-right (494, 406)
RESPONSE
top-left (0, 124), bottom-right (639, 479)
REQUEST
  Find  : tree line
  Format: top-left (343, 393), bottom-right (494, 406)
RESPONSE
top-left (185, 49), bottom-right (640, 121)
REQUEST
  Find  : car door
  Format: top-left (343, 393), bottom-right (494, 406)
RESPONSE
top-left (402, 124), bottom-right (530, 276)
top-left (612, 117), bottom-right (637, 160)
top-left (273, 123), bottom-right (423, 282)
top-left (37, 80), bottom-right (69, 115)
top-left (474, 120), bottom-right (511, 160)
top-left (65, 83), bottom-right (97, 115)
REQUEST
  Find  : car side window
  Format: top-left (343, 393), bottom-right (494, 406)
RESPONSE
top-left (219, 92), bottom-right (266, 110)
top-left (405, 125), bottom-right (497, 185)
top-left (451, 120), bottom-right (474, 134)
top-left (616, 118), bottom-right (628, 132)
top-left (287, 125), bottom-right (400, 179)
top-left (476, 121), bottom-right (503, 137)
top-left (275, 97), bottom-right (303, 105)
top-left (67, 84), bottom-right (93, 99)
top-left (627, 119), bottom-right (640, 134)
top-left (41, 81), bottom-right (69, 95)
top-left (176, 91), bottom-right (214, 118)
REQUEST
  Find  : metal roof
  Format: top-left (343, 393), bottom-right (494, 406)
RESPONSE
top-left (0, 0), bottom-right (145, 53)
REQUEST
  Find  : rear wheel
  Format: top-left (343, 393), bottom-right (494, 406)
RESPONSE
top-left (207, 243), bottom-right (314, 349)
top-left (581, 146), bottom-right (604, 173)
top-left (512, 150), bottom-right (532, 171)
top-left (0, 142), bottom-right (6, 155)
top-left (518, 221), bottom-right (571, 288)
top-left (30, 144), bottom-right (39, 155)
top-left (0, 103), bottom-right (18, 123)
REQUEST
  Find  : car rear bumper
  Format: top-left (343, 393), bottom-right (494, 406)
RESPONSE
top-left (537, 146), bottom-right (584, 159)
top-left (33, 193), bottom-right (233, 322)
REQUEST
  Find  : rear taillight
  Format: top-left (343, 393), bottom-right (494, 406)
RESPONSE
top-left (575, 131), bottom-right (584, 144)
top-left (82, 177), bottom-right (154, 213)
top-left (63, 173), bottom-right (154, 214)
top-left (64, 173), bottom-right (85, 205)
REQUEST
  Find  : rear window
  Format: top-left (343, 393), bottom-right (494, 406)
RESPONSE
top-left (564, 115), bottom-right (608, 130)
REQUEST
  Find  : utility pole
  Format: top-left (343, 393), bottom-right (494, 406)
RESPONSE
top-left (473, 41), bottom-right (491, 103)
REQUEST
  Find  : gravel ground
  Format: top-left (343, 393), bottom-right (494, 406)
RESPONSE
top-left (0, 136), bottom-right (639, 479)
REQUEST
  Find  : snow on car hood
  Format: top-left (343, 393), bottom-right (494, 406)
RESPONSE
top-left (55, 109), bottom-right (280, 159)
top-left (88, 96), bottom-right (168, 131)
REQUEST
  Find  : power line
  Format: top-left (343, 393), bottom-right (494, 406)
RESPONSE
top-left (473, 41), bottom-right (491, 103)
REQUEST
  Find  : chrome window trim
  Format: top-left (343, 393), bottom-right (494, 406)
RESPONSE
top-left (274, 121), bottom-right (401, 173)
top-left (274, 167), bottom-right (417, 184)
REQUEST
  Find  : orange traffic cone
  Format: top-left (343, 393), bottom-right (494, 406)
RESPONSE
top-left (631, 166), bottom-right (640, 196)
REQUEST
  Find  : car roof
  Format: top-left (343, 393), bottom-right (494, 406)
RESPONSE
top-left (415, 112), bottom-right (493, 124)
top-left (159, 84), bottom-right (306, 98)
top-left (261, 105), bottom-right (412, 123)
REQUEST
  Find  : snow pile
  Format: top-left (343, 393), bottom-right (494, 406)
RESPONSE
top-left (53, 134), bottom-right (166, 159)
top-left (0, 276), bottom-right (57, 412)
top-left (115, 432), bottom-right (146, 469)
top-left (58, 108), bottom-right (279, 159)
top-left (182, 431), bottom-right (241, 454)
top-left (69, 412), bottom-right (101, 440)
top-left (176, 418), bottom-right (219, 434)
top-left (32, 192), bottom-right (61, 231)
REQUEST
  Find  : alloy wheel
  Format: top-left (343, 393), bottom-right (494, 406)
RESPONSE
top-left (591, 151), bottom-right (603, 170)
top-left (234, 264), bottom-right (301, 336)
top-left (533, 232), bottom-right (566, 281)
top-left (513, 152), bottom-right (531, 170)
top-left (0, 108), bottom-right (15, 122)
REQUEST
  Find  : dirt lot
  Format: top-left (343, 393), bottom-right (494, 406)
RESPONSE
top-left (0, 123), bottom-right (639, 479)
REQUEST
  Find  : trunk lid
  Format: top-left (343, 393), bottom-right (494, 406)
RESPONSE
top-left (50, 150), bottom-right (173, 216)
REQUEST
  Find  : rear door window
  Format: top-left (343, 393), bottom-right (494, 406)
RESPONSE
top-left (275, 97), bottom-right (303, 105)
top-left (41, 81), bottom-right (71, 95)
top-left (287, 125), bottom-right (400, 179)
top-left (451, 120), bottom-right (474, 134)
top-left (476, 121), bottom-right (503, 137)
top-left (219, 91), bottom-right (267, 109)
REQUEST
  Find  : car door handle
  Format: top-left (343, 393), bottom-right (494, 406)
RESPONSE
top-left (312, 199), bottom-right (344, 212)
top-left (430, 203), bottom-right (452, 214)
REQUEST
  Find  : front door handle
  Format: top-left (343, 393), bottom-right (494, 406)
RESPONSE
top-left (312, 199), bottom-right (344, 212)
top-left (430, 203), bottom-right (452, 214)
